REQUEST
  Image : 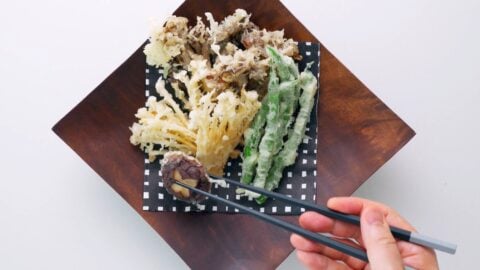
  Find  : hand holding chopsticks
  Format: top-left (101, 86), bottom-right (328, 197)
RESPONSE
top-left (211, 176), bottom-right (457, 255)
top-left (174, 176), bottom-right (457, 264)
top-left (292, 199), bottom-right (441, 269)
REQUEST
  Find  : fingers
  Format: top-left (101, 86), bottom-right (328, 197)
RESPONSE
top-left (295, 211), bottom-right (366, 269)
top-left (330, 197), bottom-right (439, 270)
top-left (291, 234), bottom-right (367, 269)
top-left (299, 211), bottom-right (363, 244)
top-left (361, 207), bottom-right (403, 270)
top-left (296, 250), bottom-right (351, 270)
top-left (296, 197), bottom-right (439, 269)
top-left (328, 197), bottom-right (416, 231)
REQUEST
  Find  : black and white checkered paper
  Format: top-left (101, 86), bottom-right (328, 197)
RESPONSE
top-left (142, 42), bottom-right (320, 215)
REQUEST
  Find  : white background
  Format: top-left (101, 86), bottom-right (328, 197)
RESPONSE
top-left (1, 0), bottom-right (478, 269)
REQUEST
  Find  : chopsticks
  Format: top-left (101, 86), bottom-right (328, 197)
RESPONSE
top-left (210, 176), bottom-right (457, 255)
top-left (174, 180), bottom-right (369, 262)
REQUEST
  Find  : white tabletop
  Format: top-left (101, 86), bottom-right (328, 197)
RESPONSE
top-left (1, 0), bottom-right (478, 269)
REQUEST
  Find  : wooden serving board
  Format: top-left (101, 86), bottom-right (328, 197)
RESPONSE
top-left (52, 0), bottom-right (415, 269)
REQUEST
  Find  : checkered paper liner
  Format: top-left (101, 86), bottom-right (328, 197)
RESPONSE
top-left (142, 42), bottom-right (320, 215)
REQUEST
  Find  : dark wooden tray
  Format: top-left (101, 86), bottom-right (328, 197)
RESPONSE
top-left (52, 0), bottom-right (415, 269)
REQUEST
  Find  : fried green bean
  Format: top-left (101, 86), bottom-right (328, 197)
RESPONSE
top-left (240, 67), bottom-right (279, 185)
top-left (252, 48), bottom-right (300, 190)
top-left (239, 47), bottom-right (318, 204)
top-left (264, 70), bottom-right (318, 192)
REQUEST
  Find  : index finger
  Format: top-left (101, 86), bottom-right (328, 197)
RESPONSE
top-left (299, 211), bottom-right (363, 243)
top-left (327, 197), bottom-right (416, 232)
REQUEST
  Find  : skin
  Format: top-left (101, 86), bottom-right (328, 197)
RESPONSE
top-left (290, 197), bottom-right (439, 270)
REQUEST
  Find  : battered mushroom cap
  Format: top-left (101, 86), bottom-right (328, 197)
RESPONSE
top-left (160, 151), bottom-right (211, 203)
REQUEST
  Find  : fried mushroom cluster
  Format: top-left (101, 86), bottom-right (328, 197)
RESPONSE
top-left (144, 9), bottom-right (300, 95)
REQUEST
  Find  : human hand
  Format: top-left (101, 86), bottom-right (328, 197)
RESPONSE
top-left (290, 197), bottom-right (439, 270)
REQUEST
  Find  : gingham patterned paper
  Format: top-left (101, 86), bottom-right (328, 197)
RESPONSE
top-left (142, 42), bottom-right (320, 215)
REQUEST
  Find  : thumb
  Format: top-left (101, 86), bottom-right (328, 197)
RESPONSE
top-left (361, 207), bottom-right (403, 270)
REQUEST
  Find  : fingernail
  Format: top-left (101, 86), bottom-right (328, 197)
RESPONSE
top-left (365, 208), bottom-right (384, 226)
top-left (327, 197), bottom-right (342, 207)
top-left (326, 198), bottom-right (336, 207)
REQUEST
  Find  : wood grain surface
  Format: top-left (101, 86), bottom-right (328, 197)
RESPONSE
top-left (52, 0), bottom-right (415, 269)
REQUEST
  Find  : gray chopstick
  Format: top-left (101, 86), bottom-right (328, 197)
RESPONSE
top-left (211, 176), bottom-right (457, 255)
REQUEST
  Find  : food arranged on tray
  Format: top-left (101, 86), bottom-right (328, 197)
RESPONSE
top-left (129, 9), bottom-right (318, 204)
